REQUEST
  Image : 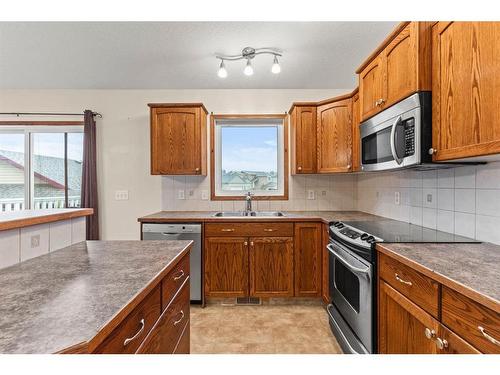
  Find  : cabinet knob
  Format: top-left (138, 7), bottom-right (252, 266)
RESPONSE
top-left (435, 337), bottom-right (449, 350)
top-left (195, 167), bottom-right (200, 172)
top-left (244, 241), bottom-right (248, 246)
top-left (250, 241), bottom-right (254, 247)
top-left (424, 328), bottom-right (436, 340)
top-left (428, 148), bottom-right (438, 155)
top-left (297, 166), bottom-right (302, 171)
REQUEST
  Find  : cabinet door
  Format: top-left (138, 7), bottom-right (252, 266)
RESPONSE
top-left (351, 93), bottom-right (361, 172)
top-left (204, 237), bottom-right (249, 297)
top-left (317, 98), bottom-right (353, 173)
top-left (249, 237), bottom-right (294, 297)
top-left (359, 55), bottom-right (385, 120)
top-left (379, 280), bottom-right (439, 354)
top-left (151, 107), bottom-right (202, 175)
top-left (291, 106), bottom-right (317, 174)
top-left (432, 22), bottom-right (500, 161)
top-left (294, 223), bottom-right (322, 297)
top-left (438, 325), bottom-right (480, 354)
top-left (321, 223), bottom-right (330, 304)
top-left (384, 23), bottom-right (417, 108)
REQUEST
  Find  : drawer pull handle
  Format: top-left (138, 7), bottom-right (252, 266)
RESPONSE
top-left (123, 318), bottom-right (145, 346)
top-left (395, 273), bottom-right (412, 286)
top-left (435, 337), bottom-right (448, 350)
top-left (478, 326), bottom-right (500, 346)
top-left (424, 328), bottom-right (436, 340)
top-left (264, 229), bottom-right (274, 232)
top-left (173, 270), bottom-right (185, 281)
top-left (221, 229), bottom-right (235, 232)
top-left (173, 310), bottom-right (185, 326)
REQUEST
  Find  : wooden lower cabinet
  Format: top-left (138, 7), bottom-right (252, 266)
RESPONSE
top-left (173, 321), bottom-right (190, 354)
top-left (379, 280), bottom-right (439, 354)
top-left (294, 223), bottom-right (322, 297)
top-left (250, 237), bottom-right (294, 297)
top-left (204, 237), bottom-right (249, 297)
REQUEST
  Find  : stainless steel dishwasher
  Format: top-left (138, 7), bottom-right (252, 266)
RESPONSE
top-left (142, 223), bottom-right (202, 303)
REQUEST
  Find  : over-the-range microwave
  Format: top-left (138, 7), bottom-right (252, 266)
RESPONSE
top-left (359, 92), bottom-right (458, 172)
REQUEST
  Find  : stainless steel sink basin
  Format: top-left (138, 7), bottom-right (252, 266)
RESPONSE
top-left (213, 211), bottom-right (285, 217)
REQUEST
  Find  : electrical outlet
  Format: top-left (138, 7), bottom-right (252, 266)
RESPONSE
top-left (30, 234), bottom-right (40, 248)
top-left (177, 190), bottom-right (185, 200)
top-left (201, 190), bottom-right (209, 200)
top-left (395, 191), bottom-right (401, 205)
top-left (427, 193), bottom-right (433, 203)
top-left (114, 190), bottom-right (129, 200)
top-left (188, 189), bottom-right (194, 197)
top-left (307, 190), bottom-right (315, 200)
top-left (321, 190), bottom-right (327, 196)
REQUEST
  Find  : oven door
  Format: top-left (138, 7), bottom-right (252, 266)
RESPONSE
top-left (328, 241), bottom-right (373, 352)
top-left (360, 106), bottom-right (420, 172)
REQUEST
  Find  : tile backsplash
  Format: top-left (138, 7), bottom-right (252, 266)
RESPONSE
top-left (161, 174), bottom-right (357, 212)
top-left (357, 162), bottom-right (500, 245)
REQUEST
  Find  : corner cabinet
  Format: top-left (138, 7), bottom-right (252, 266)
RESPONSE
top-left (432, 22), bottom-right (500, 161)
top-left (149, 103), bottom-right (207, 175)
top-left (317, 97), bottom-right (353, 173)
top-left (357, 22), bottom-right (432, 121)
top-left (289, 105), bottom-right (317, 174)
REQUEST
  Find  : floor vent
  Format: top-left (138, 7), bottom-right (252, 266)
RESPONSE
top-left (236, 297), bottom-right (261, 305)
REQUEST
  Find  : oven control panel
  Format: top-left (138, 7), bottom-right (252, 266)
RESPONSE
top-left (403, 118), bottom-right (415, 157)
top-left (330, 221), bottom-right (383, 249)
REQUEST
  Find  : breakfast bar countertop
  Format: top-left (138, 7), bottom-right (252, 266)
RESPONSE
top-left (0, 240), bottom-right (192, 354)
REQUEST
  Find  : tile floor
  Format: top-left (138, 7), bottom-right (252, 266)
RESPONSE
top-left (190, 304), bottom-right (343, 354)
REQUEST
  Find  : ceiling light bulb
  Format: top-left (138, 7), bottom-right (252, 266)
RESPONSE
top-left (244, 59), bottom-right (254, 76)
top-left (217, 60), bottom-right (228, 78)
top-left (271, 55), bottom-right (281, 74)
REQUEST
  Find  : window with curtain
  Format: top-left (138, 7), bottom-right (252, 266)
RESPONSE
top-left (0, 125), bottom-right (83, 212)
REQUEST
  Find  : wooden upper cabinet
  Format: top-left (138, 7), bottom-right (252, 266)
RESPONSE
top-left (249, 237), bottom-right (294, 298)
top-left (289, 105), bottom-right (317, 174)
top-left (359, 55), bottom-right (385, 120)
top-left (357, 22), bottom-right (432, 121)
top-left (204, 237), bottom-right (249, 297)
top-left (149, 103), bottom-right (207, 175)
top-left (351, 91), bottom-right (361, 172)
top-left (294, 223), bottom-right (322, 297)
top-left (432, 22), bottom-right (500, 161)
top-left (317, 97), bottom-right (353, 173)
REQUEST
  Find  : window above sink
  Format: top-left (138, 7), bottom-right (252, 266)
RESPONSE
top-left (210, 114), bottom-right (289, 201)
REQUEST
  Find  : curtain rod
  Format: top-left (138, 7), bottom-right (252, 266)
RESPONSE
top-left (0, 111), bottom-right (103, 118)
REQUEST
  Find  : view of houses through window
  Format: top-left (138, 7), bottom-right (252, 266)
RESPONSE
top-left (215, 118), bottom-right (285, 198)
top-left (0, 127), bottom-right (83, 212)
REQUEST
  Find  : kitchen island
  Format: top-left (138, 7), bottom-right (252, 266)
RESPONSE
top-left (0, 240), bottom-right (192, 354)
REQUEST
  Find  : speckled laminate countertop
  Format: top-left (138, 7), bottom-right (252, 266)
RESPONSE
top-left (0, 240), bottom-right (192, 354)
top-left (138, 210), bottom-right (381, 224)
top-left (377, 242), bottom-right (500, 312)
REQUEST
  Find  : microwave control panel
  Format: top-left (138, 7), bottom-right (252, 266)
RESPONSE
top-left (403, 118), bottom-right (415, 156)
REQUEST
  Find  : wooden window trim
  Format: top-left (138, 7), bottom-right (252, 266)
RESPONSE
top-left (210, 114), bottom-right (289, 201)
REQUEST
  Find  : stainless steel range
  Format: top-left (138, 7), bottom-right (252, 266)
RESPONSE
top-left (326, 219), bottom-right (479, 354)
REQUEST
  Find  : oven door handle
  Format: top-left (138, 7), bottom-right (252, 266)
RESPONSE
top-left (390, 115), bottom-right (403, 165)
top-left (327, 244), bottom-right (371, 277)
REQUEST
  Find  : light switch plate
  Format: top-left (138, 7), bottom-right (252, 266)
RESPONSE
top-left (114, 190), bottom-right (129, 200)
top-left (307, 190), bottom-right (315, 200)
top-left (178, 190), bottom-right (185, 200)
top-left (201, 190), bottom-right (209, 200)
top-left (427, 193), bottom-right (433, 203)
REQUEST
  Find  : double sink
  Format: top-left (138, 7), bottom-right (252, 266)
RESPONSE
top-left (213, 211), bottom-right (285, 217)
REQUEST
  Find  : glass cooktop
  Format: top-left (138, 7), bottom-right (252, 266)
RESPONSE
top-left (342, 219), bottom-right (479, 243)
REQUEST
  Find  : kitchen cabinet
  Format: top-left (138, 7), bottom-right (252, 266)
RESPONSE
top-left (317, 97), bottom-right (353, 173)
top-left (431, 22), bottom-right (500, 161)
top-left (357, 22), bottom-right (432, 121)
top-left (289, 105), bottom-right (317, 174)
top-left (249, 237), bottom-right (294, 297)
top-left (378, 248), bottom-right (498, 354)
top-left (351, 90), bottom-right (361, 172)
top-left (321, 223), bottom-right (330, 304)
top-left (294, 223), bottom-right (322, 297)
top-left (204, 237), bottom-right (249, 297)
top-left (148, 103), bottom-right (207, 175)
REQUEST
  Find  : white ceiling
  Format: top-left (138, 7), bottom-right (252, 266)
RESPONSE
top-left (0, 22), bottom-right (397, 89)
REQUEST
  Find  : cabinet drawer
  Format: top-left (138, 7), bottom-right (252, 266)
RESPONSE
top-left (94, 285), bottom-right (161, 354)
top-left (442, 286), bottom-right (500, 354)
top-left (162, 254), bottom-right (190, 310)
top-left (205, 222), bottom-right (293, 237)
top-left (379, 253), bottom-right (439, 318)
top-left (137, 282), bottom-right (190, 354)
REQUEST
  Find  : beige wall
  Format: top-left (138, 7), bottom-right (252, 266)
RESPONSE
top-left (0, 89), bottom-right (350, 240)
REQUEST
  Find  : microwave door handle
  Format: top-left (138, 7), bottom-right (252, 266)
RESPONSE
top-left (327, 244), bottom-right (370, 276)
top-left (390, 115), bottom-right (403, 165)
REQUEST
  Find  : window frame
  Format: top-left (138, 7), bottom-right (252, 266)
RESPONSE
top-left (210, 114), bottom-right (289, 201)
top-left (0, 121), bottom-right (84, 211)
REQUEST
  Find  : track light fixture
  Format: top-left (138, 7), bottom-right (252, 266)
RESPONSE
top-left (216, 47), bottom-right (282, 78)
